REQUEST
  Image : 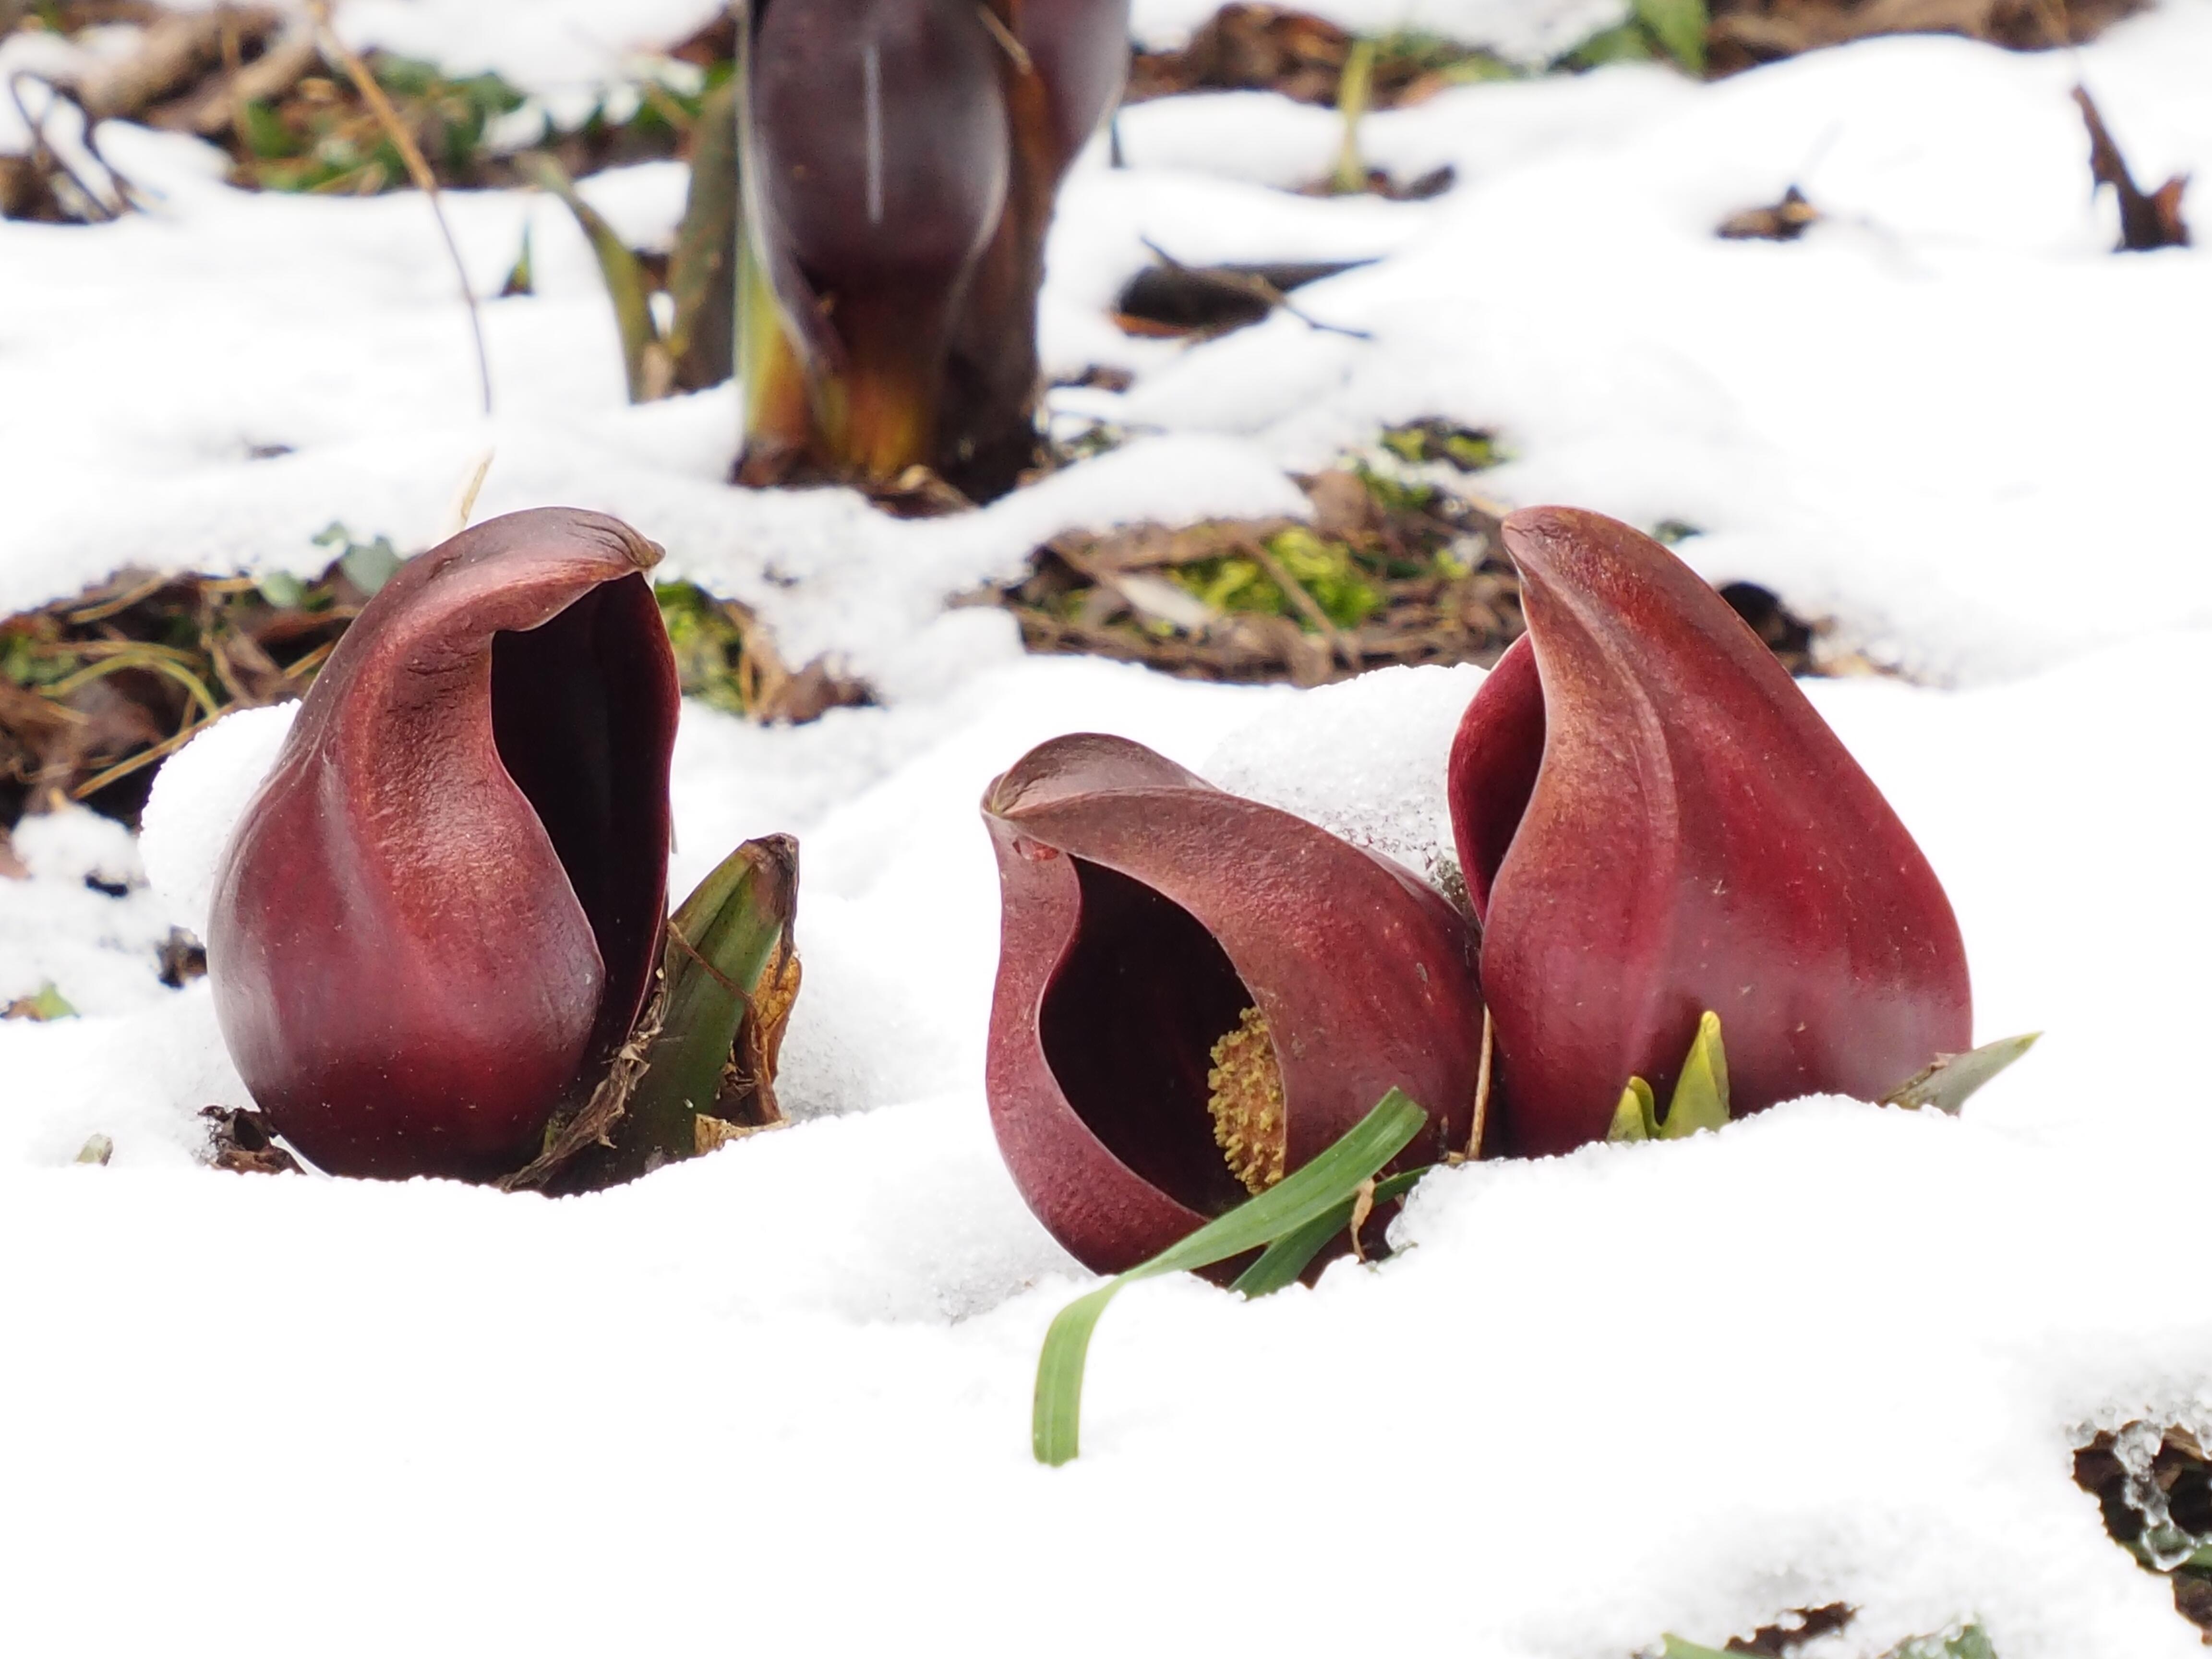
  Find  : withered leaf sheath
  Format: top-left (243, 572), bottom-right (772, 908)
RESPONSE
top-left (1448, 507), bottom-right (1972, 1157)
top-left (984, 734), bottom-right (1483, 1275)
top-left (938, 0), bottom-right (1131, 500)
top-left (208, 508), bottom-right (681, 1180)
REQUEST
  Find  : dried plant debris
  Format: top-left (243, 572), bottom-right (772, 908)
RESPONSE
top-left (2074, 1423), bottom-right (2212, 1639)
top-left (1121, 0), bottom-right (2145, 97)
top-left (998, 438), bottom-right (1523, 688)
top-left (4, 980), bottom-right (76, 1021)
top-left (201, 1105), bottom-right (302, 1176)
top-left (999, 425), bottom-right (1857, 691)
top-left (1126, 6), bottom-right (1514, 108)
top-left (0, 3), bottom-right (731, 216)
top-left (1705, 0), bottom-right (2144, 73)
top-left (156, 927), bottom-right (208, 989)
top-left (2074, 85), bottom-right (2190, 252)
top-left (655, 583), bottom-right (872, 726)
top-left (1718, 184), bottom-right (1821, 240)
top-left (1113, 255), bottom-right (1372, 340)
top-left (0, 560), bottom-right (364, 828)
top-left (1718, 1604), bottom-right (1857, 1655)
top-left (1662, 1615), bottom-right (1997, 1659)
top-left (0, 558), bottom-right (865, 833)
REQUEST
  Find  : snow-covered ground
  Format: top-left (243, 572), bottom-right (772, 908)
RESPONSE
top-left (3, 2), bottom-right (2211, 1655)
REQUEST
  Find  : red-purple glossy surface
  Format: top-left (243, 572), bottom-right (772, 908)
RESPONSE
top-left (985, 733), bottom-right (1482, 1273)
top-left (1448, 507), bottom-right (1972, 1156)
top-left (208, 509), bottom-right (680, 1179)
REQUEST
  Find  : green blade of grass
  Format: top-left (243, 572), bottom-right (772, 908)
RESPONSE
top-left (1228, 1166), bottom-right (1430, 1298)
top-left (1033, 1089), bottom-right (1427, 1466)
top-left (519, 152), bottom-right (662, 403)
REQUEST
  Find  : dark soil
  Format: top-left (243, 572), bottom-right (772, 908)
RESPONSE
top-left (2073, 1424), bottom-right (2212, 1641)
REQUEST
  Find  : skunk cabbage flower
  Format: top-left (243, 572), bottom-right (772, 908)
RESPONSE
top-left (1448, 507), bottom-right (1971, 1157)
top-left (208, 509), bottom-right (681, 1181)
top-left (984, 733), bottom-right (1482, 1274)
top-left (737, 0), bottom-right (1128, 498)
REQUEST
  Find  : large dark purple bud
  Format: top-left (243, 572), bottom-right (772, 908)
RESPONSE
top-left (207, 509), bottom-right (681, 1180)
top-left (1447, 507), bottom-right (1972, 1156)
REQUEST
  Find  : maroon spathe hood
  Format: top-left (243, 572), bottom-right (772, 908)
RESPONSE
top-left (1448, 506), bottom-right (1972, 1156)
top-left (207, 507), bottom-right (681, 1180)
top-left (984, 733), bottom-right (1484, 1274)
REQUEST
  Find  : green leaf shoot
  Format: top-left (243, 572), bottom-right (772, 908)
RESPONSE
top-left (1610, 1075), bottom-right (1658, 1142)
top-left (1881, 1033), bottom-right (2040, 1116)
top-left (519, 151), bottom-right (666, 403)
top-left (1661, 1010), bottom-right (1730, 1138)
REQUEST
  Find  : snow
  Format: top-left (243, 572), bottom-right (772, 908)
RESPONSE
top-left (5, 0), bottom-right (2212, 1653)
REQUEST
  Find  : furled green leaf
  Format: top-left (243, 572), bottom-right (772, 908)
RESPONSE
top-left (1034, 1091), bottom-right (1428, 1466)
top-left (499, 834), bottom-right (798, 1195)
top-left (1661, 1010), bottom-right (1730, 1138)
top-left (619, 834), bottom-right (799, 1167)
top-left (1881, 1033), bottom-right (2040, 1116)
top-left (1609, 1075), bottom-right (1658, 1142)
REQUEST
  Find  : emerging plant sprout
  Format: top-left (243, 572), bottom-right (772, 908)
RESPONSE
top-left (982, 733), bottom-right (1484, 1275)
top-left (1448, 506), bottom-right (1973, 1156)
top-left (735, 0), bottom-right (1130, 500)
top-left (208, 508), bottom-right (682, 1181)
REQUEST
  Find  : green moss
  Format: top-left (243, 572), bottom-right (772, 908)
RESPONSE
top-left (1169, 529), bottom-right (1382, 632)
top-left (1379, 420), bottom-right (1504, 473)
top-left (655, 582), bottom-right (754, 717)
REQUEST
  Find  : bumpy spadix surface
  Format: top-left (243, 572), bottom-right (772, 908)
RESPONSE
top-left (1449, 507), bottom-right (1972, 1155)
top-left (207, 508), bottom-right (680, 1179)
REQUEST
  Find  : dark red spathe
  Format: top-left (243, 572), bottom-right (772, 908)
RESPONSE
top-left (985, 733), bottom-right (1483, 1274)
top-left (1448, 507), bottom-right (1972, 1156)
top-left (208, 508), bottom-right (681, 1179)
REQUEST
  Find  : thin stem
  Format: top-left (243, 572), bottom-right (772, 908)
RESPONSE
top-left (1467, 1006), bottom-right (1493, 1159)
top-left (307, 3), bottom-right (494, 416)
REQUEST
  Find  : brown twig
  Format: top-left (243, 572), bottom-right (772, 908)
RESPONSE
top-left (305, 2), bottom-right (494, 413)
top-left (1138, 237), bottom-right (1374, 341)
top-left (1346, 1175), bottom-right (1376, 1262)
top-left (1466, 1006), bottom-right (1493, 1160)
top-left (8, 72), bottom-right (123, 222)
top-left (975, 3), bottom-right (1035, 74)
top-left (70, 707), bottom-right (224, 800)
